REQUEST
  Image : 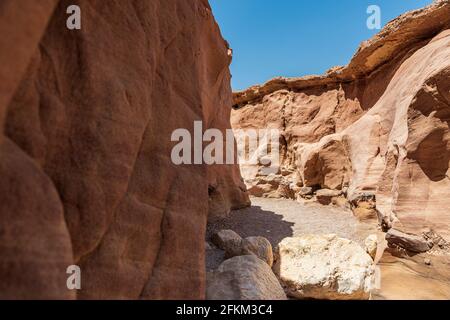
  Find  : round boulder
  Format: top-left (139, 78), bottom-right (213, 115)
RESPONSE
top-left (206, 255), bottom-right (287, 300)
top-left (241, 236), bottom-right (274, 267)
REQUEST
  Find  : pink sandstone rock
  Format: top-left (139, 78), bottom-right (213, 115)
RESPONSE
top-left (0, 0), bottom-right (249, 299)
top-left (232, 1), bottom-right (450, 242)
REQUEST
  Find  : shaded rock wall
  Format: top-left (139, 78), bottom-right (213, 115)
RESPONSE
top-left (0, 0), bottom-right (249, 299)
top-left (232, 1), bottom-right (450, 240)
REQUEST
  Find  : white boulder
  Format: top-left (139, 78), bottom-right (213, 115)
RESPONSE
top-left (274, 234), bottom-right (375, 300)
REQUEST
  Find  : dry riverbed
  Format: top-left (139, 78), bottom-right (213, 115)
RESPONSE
top-left (207, 197), bottom-right (450, 300)
top-left (206, 196), bottom-right (379, 271)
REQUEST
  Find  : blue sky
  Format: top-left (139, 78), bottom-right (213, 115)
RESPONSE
top-left (210, 0), bottom-right (433, 91)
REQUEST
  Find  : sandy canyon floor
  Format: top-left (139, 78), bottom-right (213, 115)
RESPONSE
top-left (207, 197), bottom-right (450, 300)
top-left (208, 197), bottom-right (378, 249)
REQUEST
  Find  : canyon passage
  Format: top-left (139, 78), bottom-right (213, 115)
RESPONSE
top-left (0, 0), bottom-right (450, 300)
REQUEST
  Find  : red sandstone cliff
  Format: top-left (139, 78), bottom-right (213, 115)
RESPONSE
top-left (0, 0), bottom-right (249, 299)
top-left (232, 0), bottom-right (450, 240)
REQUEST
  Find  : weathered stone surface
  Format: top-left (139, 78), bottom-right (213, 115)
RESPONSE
top-left (0, 0), bottom-right (58, 135)
top-left (206, 255), bottom-right (287, 300)
top-left (364, 235), bottom-right (378, 260)
top-left (231, 1), bottom-right (450, 241)
top-left (275, 235), bottom-right (375, 300)
top-left (349, 192), bottom-right (376, 206)
top-left (348, 192), bottom-right (378, 221)
top-left (352, 207), bottom-right (378, 222)
top-left (423, 229), bottom-right (450, 251)
top-left (315, 189), bottom-right (342, 205)
top-left (386, 229), bottom-right (432, 253)
top-left (0, 0), bottom-right (249, 299)
top-left (299, 187), bottom-right (313, 197)
top-left (211, 231), bottom-right (274, 266)
top-left (0, 139), bottom-right (74, 300)
top-left (241, 236), bottom-right (274, 267)
top-left (233, 1), bottom-right (450, 108)
top-left (212, 230), bottom-right (243, 258)
top-left (331, 196), bottom-right (351, 209)
top-left (275, 182), bottom-right (296, 200)
top-left (374, 247), bottom-right (450, 300)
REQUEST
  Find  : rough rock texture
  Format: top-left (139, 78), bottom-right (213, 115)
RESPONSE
top-left (348, 192), bottom-right (379, 221)
top-left (315, 189), bottom-right (342, 205)
top-left (374, 248), bottom-right (450, 300)
top-left (386, 229), bottom-right (432, 253)
top-left (241, 236), bottom-right (274, 267)
top-left (211, 230), bottom-right (273, 266)
top-left (211, 230), bottom-right (243, 258)
top-left (0, 0), bottom-right (249, 299)
top-left (364, 234), bottom-right (378, 260)
top-left (423, 228), bottom-right (450, 252)
top-left (206, 255), bottom-right (287, 300)
top-left (274, 235), bottom-right (375, 300)
top-left (231, 1), bottom-right (450, 241)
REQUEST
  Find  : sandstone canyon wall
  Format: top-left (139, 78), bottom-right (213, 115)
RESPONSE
top-left (0, 0), bottom-right (249, 299)
top-left (232, 0), bottom-right (450, 240)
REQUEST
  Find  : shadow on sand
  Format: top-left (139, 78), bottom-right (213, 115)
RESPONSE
top-left (207, 205), bottom-right (295, 246)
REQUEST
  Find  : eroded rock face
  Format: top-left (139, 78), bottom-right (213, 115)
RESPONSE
top-left (315, 189), bottom-right (342, 205)
top-left (206, 255), bottom-right (287, 300)
top-left (0, 138), bottom-right (74, 299)
top-left (211, 230), bottom-right (273, 266)
top-left (0, 0), bottom-right (249, 299)
top-left (231, 1), bottom-right (450, 241)
top-left (241, 236), bottom-right (274, 267)
top-left (364, 235), bottom-right (378, 260)
top-left (274, 235), bottom-right (375, 300)
top-left (386, 229), bottom-right (432, 253)
top-left (212, 230), bottom-right (243, 258)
